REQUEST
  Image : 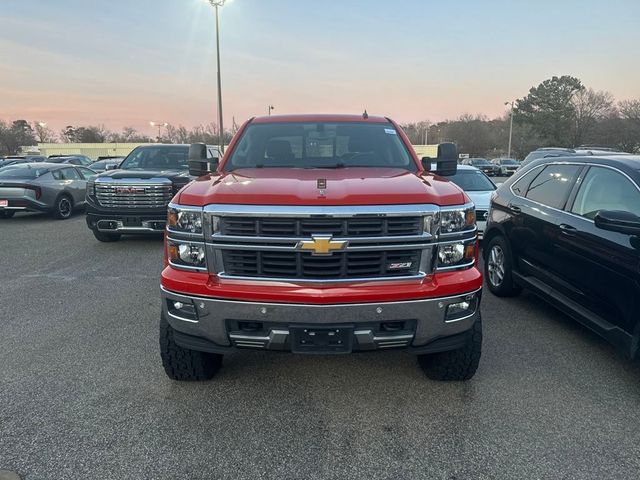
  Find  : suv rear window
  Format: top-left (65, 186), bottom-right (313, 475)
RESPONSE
top-left (224, 122), bottom-right (415, 171)
top-left (524, 164), bottom-right (582, 209)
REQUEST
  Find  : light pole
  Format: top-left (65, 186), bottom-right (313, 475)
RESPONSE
top-left (268, 105), bottom-right (275, 116)
top-left (207, 0), bottom-right (229, 153)
top-left (149, 121), bottom-right (168, 141)
top-left (505, 101), bottom-right (514, 158)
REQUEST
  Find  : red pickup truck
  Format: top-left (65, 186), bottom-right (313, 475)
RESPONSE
top-left (160, 114), bottom-right (482, 381)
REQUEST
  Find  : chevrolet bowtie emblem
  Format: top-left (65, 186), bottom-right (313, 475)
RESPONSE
top-left (297, 235), bottom-right (348, 256)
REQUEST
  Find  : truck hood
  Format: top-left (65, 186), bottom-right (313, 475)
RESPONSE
top-left (95, 169), bottom-right (191, 182)
top-left (177, 167), bottom-right (467, 207)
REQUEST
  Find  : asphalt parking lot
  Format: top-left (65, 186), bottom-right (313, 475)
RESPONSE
top-left (1, 212), bottom-right (639, 480)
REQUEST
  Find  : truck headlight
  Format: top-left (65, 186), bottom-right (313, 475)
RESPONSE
top-left (437, 239), bottom-right (476, 269)
top-left (167, 206), bottom-right (203, 234)
top-left (439, 206), bottom-right (475, 234)
top-left (167, 239), bottom-right (207, 270)
top-left (87, 180), bottom-right (95, 197)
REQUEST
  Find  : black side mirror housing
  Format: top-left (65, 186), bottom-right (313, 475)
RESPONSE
top-left (188, 143), bottom-right (219, 177)
top-left (594, 210), bottom-right (640, 236)
top-left (421, 142), bottom-right (458, 176)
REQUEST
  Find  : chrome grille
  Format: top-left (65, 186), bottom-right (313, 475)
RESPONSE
top-left (95, 183), bottom-right (172, 209)
top-left (222, 250), bottom-right (422, 279)
top-left (220, 217), bottom-right (422, 237)
top-left (197, 204), bottom-right (448, 282)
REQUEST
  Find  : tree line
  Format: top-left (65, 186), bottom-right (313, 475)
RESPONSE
top-left (400, 75), bottom-right (640, 158)
top-left (2, 76), bottom-right (639, 158)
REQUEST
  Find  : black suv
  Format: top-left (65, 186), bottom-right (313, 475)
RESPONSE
top-left (483, 155), bottom-right (640, 358)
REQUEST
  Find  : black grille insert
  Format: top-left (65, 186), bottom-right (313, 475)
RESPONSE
top-left (220, 217), bottom-right (422, 237)
top-left (222, 249), bottom-right (421, 279)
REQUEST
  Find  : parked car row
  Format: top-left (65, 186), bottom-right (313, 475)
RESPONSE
top-left (461, 157), bottom-right (519, 176)
top-left (0, 154), bottom-right (125, 170)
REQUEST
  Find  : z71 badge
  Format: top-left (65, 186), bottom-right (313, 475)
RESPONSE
top-left (388, 262), bottom-right (413, 270)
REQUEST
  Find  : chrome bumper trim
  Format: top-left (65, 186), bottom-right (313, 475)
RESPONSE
top-left (161, 286), bottom-right (481, 349)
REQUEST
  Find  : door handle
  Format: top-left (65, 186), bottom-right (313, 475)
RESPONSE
top-left (508, 204), bottom-right (522, 214)
top-left (559, 223), bottom-right (577, 235)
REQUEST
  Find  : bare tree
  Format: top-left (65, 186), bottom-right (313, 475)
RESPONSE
top-left (572, 89), bottom-right (614, 146)
top-left (33, 122), bottom-right (56, 143)
top-left (619, 99), bottom-right (640, 124)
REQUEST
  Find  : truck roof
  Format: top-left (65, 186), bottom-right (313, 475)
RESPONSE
top-left (251, 114), bottom-right (390, 124)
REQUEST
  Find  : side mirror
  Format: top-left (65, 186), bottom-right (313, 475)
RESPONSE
top-left (106, 164), bottom-right (118, 171)
top-left (188, 143), bottom-right (219, 177)
top-left (422, 142), bottom-right (458, 176)
top-left (594, 210), bottom-right (640, 236)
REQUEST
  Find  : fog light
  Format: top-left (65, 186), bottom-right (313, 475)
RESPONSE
top-left (445, 297), bottom-right (477, 322)
top-left (168, 299), bottom-right (197, 321)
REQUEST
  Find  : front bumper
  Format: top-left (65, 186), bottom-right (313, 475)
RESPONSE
top-left (161, 286), bottom-right (481, 353)
top-left (85, 202), bottom-right (166, 234)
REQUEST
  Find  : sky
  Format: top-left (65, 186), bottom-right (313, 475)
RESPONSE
top-left (1, 0), bottom-right (640, 135)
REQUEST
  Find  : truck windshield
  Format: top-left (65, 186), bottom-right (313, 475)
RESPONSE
top-left (224, 122), bottom-right (416, 171)
top-left (119, 146), bottom-right (189, 171)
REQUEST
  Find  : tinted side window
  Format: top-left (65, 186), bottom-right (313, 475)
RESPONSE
top-left (51, 170), bottom-right (62, 180)
top-left (525, 164), bottom-right (581, 209)
top-left (511, 166), bottom-right (542, 196)
top-left (76, 167), bottom-right (95, 180)
top-left (571, 167), bottom-right (640, 219)
top-left (61, 168), bottom-right (81, 180)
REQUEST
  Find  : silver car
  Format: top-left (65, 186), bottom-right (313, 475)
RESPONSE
top-left (0, 163), bottom-right (96, 219)
top-left (444, 164), bottom-right (497, 239)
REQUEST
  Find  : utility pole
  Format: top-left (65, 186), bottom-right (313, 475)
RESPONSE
top-left (268, 105), bottom-right (275, 116)
top-left (206, 1), bottom-right (228, 152)
top-left (505, 101), bottom-right (514, 158)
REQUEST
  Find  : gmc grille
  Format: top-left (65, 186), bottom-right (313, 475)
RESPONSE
top-left (95, 184), bottom-right (173, 209)
top-left (220, 217), bottom-right (422, 237)
top-left (222, 250), bottom-right (422, 279)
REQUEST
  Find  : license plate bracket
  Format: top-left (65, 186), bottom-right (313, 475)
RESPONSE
top-left (290, 325), bottom-right (353, 354)
top-left (123, 216), bottom-right (141, 227)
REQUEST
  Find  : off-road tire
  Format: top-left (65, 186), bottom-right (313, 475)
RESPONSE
top-left (484, 235), bottom-right (522, 297)
top-left (92, 230), bottom-right (121, 242)
top-left (418, 315), bottom-right (482, 381)
top-left (0, 211), bottom-right (15, 219)
top-left (53, 194), bottom-right (73, 220)
top-left (160, 313), bottom-right (223, 381)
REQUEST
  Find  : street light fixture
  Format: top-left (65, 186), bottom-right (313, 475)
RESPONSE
top-left (268, 105), bottom-right (275, 116)
top-left (150, 121), bottom-right (168, 141)
top-left (206, 0), bottom-right (232, 153)
top-left (505, 101), bottom-right (515, 159)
